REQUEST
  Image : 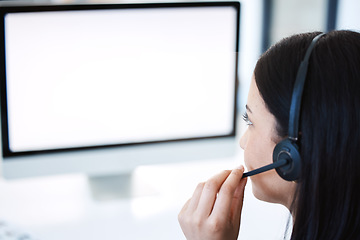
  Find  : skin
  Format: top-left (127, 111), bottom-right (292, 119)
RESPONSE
top-left (240, 76), bottom-right (296, 208)
top-left (178, 167), bottom-right (248, 240)
top-left (178, 75), bottom-right (296, 240)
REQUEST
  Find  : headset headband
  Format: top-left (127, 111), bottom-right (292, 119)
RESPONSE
top-left (288, 33), bottom-right (325, 141)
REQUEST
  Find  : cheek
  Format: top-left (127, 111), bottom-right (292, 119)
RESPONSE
top-left (243, 135), bottom-right (274, 171)
top-left (243, 134), bottom-right (291, 204)
top-left (251, 171), bottom-right (282, 202)
top-left (251, 172), bottom-right (296, 207)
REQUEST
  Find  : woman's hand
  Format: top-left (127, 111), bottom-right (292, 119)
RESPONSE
top-left (178, 166), bottom-right (247, 240)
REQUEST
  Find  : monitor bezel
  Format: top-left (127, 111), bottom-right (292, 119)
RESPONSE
top-left (0, 1), bottom-right (240, 159)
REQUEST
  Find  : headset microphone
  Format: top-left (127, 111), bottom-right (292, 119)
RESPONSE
top-left (241, 33), bottom-right (325, 181)
top-left (242, 159), bottom-right (288, 178)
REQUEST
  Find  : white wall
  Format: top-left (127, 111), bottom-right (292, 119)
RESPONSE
top-left (337, 0), bottom-right (360, 31)
top-left (269, 0), bottom-right (327, 45)
top-left (237, 0), bottom-right (263, 113)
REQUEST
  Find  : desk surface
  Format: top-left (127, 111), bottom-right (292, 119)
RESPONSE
top-left (0, 153), bottom-right (290, 240)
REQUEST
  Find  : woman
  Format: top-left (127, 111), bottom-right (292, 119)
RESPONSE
top-left (178, 30), bottom-right (360, 239)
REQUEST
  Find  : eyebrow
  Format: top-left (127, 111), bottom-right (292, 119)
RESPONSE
top-left (246, 104), bottom-right (252, 113)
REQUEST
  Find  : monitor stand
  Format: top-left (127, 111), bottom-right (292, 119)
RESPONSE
top-left (88, 171), bottom-right (159, 201)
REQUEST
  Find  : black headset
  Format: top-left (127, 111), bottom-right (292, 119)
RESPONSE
top-left (242, 33), bottom-right (325, 181)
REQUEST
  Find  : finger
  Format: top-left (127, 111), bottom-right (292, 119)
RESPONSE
top-left (187, 182), bottom-right (205, 212)
top-left (179, 198), bottom-right (191, 214)
top-left (210, 168), bottom-right (243, 221)
top-left (179, 182), bottom-right (205, 223)
top-left (196, 170), bottom-right (232, 217)
top-left (230, 177), bottom-right (247, 223)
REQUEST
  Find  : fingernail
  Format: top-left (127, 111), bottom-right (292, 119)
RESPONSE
top-left (236, 165), bottom-right (244, 171)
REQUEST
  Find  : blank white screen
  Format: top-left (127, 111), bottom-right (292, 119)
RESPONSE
top-left (5, 6), bottom-right (237, 152)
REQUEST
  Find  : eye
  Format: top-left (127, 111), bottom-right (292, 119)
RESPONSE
top-left (242, 112), bottom-right (253, 126)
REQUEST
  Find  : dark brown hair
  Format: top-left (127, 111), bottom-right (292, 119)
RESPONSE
top-left (254, 30), bottom-right (360, 239)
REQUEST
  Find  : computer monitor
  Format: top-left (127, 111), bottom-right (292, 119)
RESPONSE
top-left (0, 2), bottom-right (240, 182)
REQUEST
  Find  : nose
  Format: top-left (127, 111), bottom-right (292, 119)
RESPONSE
top-left (239, 129), bottom-right (248, 150)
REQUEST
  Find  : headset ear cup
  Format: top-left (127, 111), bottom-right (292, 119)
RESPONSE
top-left (273, 139), bottom-right (301, 181)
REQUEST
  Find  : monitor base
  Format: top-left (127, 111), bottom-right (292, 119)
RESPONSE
top-left (88, 172), bottom-right (159, 201)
